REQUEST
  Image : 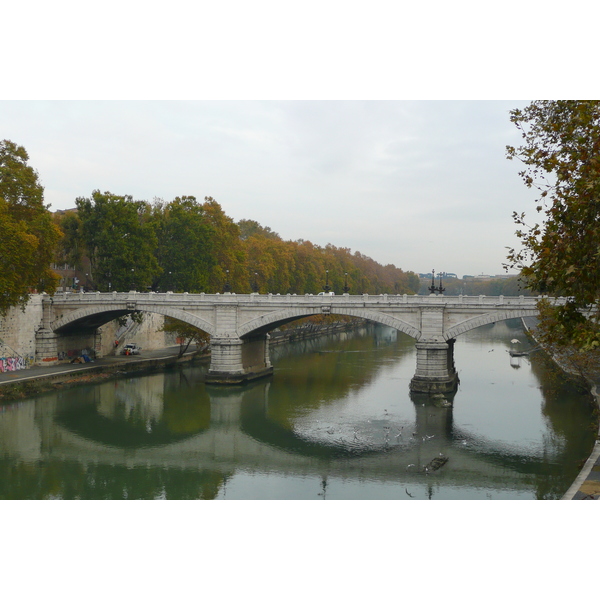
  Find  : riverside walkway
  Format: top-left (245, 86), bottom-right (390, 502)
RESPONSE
top-left (0, 346), bottom-right (193, 389)
top-left (562, 442), bottom-right (600, 500)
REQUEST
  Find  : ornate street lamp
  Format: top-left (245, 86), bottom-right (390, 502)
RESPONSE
top-left (343, 272), bottom-right (350, 294)
top-left (437, 272), bottom-right (445, 295)
top-left (251, 272), bottom-right (259, 293)
top-left (428, 269), bottom-right (437, 295)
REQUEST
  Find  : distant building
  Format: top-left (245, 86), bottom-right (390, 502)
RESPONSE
top-left (418, 272), bottom-right (457, 279)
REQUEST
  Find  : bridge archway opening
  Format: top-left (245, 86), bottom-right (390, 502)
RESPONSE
top-left (54, 309), bottom-right (140, 335)
top-left (237, 308), bottom-right (421, 341)
top-left (442, 311), bottom-right (539, 341)
top-left (52, 304), bottom-right (217, 338)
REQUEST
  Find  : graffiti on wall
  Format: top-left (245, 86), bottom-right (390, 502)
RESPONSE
top-left (0, 355), bottom-right (34, 372)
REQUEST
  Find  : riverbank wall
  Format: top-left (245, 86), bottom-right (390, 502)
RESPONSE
top-left (0, 347), bottom-right (207, 404)
top-left (0, 294), bottom-right (179, 372)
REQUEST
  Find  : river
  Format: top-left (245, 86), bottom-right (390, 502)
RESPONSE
top-left (0, 319), bottom-right (596, 499)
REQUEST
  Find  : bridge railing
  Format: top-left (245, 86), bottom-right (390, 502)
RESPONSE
top-left (50, 291), bottom-right (568, 307)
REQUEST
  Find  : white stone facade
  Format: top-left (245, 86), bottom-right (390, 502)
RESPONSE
top-left (0, 295), bottom-right (43, 369)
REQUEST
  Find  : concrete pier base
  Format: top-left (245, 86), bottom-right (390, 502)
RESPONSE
top-left (34, 329), bottom-right (59, 366)
top-left (409, 339), bottom-right (459, 394)
top-left (206, 334), bottom-right (273, 385)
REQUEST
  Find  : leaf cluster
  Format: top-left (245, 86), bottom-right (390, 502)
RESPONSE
top-left (506, 101), bottom-right (600, 347)
top-left (0, 140), bottom-right (61, 315)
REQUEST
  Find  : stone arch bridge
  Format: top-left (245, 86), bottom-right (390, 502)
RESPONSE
top-left (36, 291), bottom-right (562, 392)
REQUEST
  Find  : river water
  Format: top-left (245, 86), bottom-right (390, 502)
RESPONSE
top-left (0, 320), bottom-right (596, 500)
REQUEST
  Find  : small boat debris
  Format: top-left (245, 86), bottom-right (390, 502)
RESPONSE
top-left (422, 455), bottom-right (448, 472)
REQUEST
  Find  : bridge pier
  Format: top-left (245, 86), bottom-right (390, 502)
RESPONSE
top-left (206, 334), bottom-right (273, 385)
top-left (410, 339), bottom-right (459, 394)
top-left (34, 329), bottom-right (59, 366)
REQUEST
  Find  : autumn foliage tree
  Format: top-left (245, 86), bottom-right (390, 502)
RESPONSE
top-left (506, 100), bottom-right (600, 350)
top-left (159, 317), bottom-right (210, 358)
top-left (56, 194), bottom-right (418, 298)
top-left (0, 140), bottom-right (61, 315)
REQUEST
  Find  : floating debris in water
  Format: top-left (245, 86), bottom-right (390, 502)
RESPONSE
top-left (422, 455), bottom-right (448, 472)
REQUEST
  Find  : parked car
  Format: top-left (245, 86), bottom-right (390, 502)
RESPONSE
top-left (121, 343), bottom-right (141, 355)
top-left (318, 291), bottom-right (335, 296)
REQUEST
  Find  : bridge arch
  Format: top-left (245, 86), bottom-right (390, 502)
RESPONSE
top-left (52, 303), bottom-right (217, 337)
top-left (237, 307), bottom-right (421, 340)
top-left (443, 309), bottom-right (539, 340)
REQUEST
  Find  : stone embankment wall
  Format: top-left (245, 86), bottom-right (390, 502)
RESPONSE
top-left (0, 295), bottom-right (175, 370)
top-left (0, 296), bottom-right (43, 371)
top-left (522, 316), bottom-right (600, 396)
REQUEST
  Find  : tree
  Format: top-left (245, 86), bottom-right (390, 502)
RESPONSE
top-left (159, 317), bottom-right (210, 358)
top-left (0, 140), bottom-right (62, 315)
top-left (201, 197), bottom-right (248, 292)
top-left (238, 219), bottom-right (282, 241)
top-left (53, 209), bottom-right (86, 275)
top-left (153, 196), bottom-right (214, 292)
top-left (75, 191), bottom-right (161, 291)
top-left (506, 101), bottom-right (600, 349)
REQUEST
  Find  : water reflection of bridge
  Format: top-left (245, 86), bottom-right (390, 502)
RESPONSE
top-left (0, 371), bottom-right (561, 498)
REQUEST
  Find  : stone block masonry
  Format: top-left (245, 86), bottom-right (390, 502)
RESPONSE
top-left (0, 296), bottom-right (42, 370)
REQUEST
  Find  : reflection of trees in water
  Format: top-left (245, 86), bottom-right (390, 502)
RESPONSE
top-left (267, 325), bottom-right (414, 427)
top-left (54, 368), bottom-right (212, 445)
top-left (464, 320), bottom-right (597, 499)
top-left (527, 350), bottom-right (598, 498)
top-left (0, 460), bottom-right (228, 500)
top-left (161, 370), bottom-right (211, 434)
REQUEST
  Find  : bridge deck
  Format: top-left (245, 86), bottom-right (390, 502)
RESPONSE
top-left (51, 291), bottom-right (559, 307)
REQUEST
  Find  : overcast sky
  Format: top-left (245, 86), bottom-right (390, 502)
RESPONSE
top-left (3, 3), bottom-right (593, 280)
top-left (2, 100), bottom-right (537, 278)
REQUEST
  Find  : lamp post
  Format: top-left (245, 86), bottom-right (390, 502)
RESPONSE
top-left (223, 269), bottom-right (231, 293)
top-left (428, 269), bottom-right (437, 295)
top-left (251, 272), bottom-right (259, 293)
top-left (437, 272), bottom-right (445, 295)
top-left (343, 272), bottom-right (349, 294)
top-left (324, 270), bottom-right (331, 294)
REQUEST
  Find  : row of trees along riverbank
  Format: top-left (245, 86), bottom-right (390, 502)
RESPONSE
top-left (54, 191), bottom-right (420, 296)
